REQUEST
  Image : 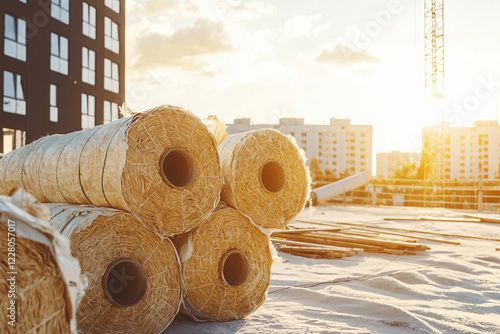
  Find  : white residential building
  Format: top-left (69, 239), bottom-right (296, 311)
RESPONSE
top-left (422, 121), bottom-right (500, 180)
top-left (226, 118), bottom-right (373, 176)
top-left (376, 151), bottom-right (421, 179)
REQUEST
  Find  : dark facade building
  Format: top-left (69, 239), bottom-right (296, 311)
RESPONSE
top-left (0, 0), bottom-right (125, 154)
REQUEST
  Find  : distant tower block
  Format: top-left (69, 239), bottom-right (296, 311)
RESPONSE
top-left (424, 0), bottom-right (444, 98)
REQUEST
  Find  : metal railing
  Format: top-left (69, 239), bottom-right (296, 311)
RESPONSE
top-left (314, 178), bottom-right (500, 212)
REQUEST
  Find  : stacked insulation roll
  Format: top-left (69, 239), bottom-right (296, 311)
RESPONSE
top-left (0, 190), bottom-right (84, 333)
top-left (219, 129), bottom-right (311, 229)
top-left (174, 205), bottom-right (273, 321)
top-left (0, 105), bottom-right (223, 236)
top-left (47, 204), bottom-right (182, 334)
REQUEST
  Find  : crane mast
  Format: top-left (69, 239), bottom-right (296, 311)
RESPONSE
top-left (424, 0), bottom-right (444, 98)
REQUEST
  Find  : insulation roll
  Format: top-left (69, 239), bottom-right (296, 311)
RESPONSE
top-left (0, 105), bottom-right (223, 236)
top-left (47, 204), bottom-right (182, 334)
top-left (219, 129), bottom-right (310, 229)
top-left (0, 191), bottom-right (84, 333)
top-left (174, 206), bottom-right (273, 321)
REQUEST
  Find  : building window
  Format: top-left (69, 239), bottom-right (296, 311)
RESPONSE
top-left (49, 84), bottom-right (58, 122)
top-left (82, 47), bottom-right (95, 85)
top-left (105, 0), bottom-right (120, 13)
top-left (301, 140), bottom-right (306, 145)
top-left (18, 0), bottom-right (27, 3)
top-left (2, 128), bottom-right (25, 154)
top-left (50, 33), bottom-right (69, 75)
top-left (3, 71), bottom-right (26, 115)
top-left (361, 133), bottom-right (366, 137)
top-left (104, 17), bottom-right (119, 54)
top-left (81, 93), bottom-right (95, 129)
top-left (301, 132), bottom-right (307, 137)
top-left (4, 15), bottom-right (26, 62)
top-left (104, 59), bottom-right (119, 93)
top-left (103, 101), bottom-right (119, 124)
top-left (51, 0), bottom-right (70, 25)
top-left (82, 2), bottom-right (96, 39)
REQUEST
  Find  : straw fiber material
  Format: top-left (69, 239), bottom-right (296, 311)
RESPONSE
top-left (0, 191), bottom-right (83, 333)
top-left (47, 204), bottom-right (182, 334)
top-left (219, 129), bottom-right (310, 229)
top-left (174, 206), bottom-right (273, 321)
top-left (0, 105), bottom-right (223, 236)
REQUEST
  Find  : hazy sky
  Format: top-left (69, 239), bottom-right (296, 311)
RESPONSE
top-left (125, 0), bottom-right (500, 158)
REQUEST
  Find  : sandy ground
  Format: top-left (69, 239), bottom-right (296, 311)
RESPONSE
top-left (166, 205), bottom-right (500, 334)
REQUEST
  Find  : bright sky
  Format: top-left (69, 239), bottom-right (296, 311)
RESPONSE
top-left (125, 0), bottom-right (500, 160)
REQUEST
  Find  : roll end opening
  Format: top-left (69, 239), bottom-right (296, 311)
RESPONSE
top-left (159, 148), bottom-right (197, 189)
top-left (102, 258), bottom-right (148, 307)
top-left (259, 161), bottom-right (286, 193)
top-left (219, 249), bottom-right (250, 287)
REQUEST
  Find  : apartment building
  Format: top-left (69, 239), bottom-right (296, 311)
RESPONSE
top-left (422, 121), bottom-right (500, 180)
top-left (376, 151), bottom-right (421, 179)
top-left (1, 0), bottom-right (125, 154)
top-left (227, 117), bottom-right (373, 176)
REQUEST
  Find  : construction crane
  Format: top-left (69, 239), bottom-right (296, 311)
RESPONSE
top-left (424, 0), bottom-right (444, 99)
top-left (422, 0), bottom-right (445, 190)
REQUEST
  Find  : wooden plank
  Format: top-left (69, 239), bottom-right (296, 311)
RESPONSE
top-left (278, 247), bottom-right (344, 259)
top-left (463, 214), bottom-right (500, 224)
top-left (318, 230), bottom-right (418, 244)
top-left (383, 217), bottom-right (421, 221)
top-left (419, 215), bottom-right (481, 223)
top-left (278, 245), bottom-right (344, 256)
top-left (336, 222), bottom-right (498, 243)
top-left (337, 226), bottom-right (459, 246)
top-left (269, 227), bottom-right (342, 234)
top-left (296, 219), bottom-right (500, 242)
top-left (273, 234), bottom-right (383, 253)
top-left (280, 231), bottom-right (427, 251)
top-left (271, 238), bottom-right (358, 254)
top-left (279, 228), bottom-right (430, 251)
top-left (310, 231), bottom-right (428, 250)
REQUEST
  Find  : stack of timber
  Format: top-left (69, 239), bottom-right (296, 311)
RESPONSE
top-left (272, 224), bottom-right (430, 259)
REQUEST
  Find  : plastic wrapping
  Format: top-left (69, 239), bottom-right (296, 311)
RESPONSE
top-left (0, 105), bottom-right (223, 236)
top-left (0, 191), bottom-right (84, 333)
top-left (219, 129), bottom-right (311, 229)
top-left (47, 204), bottom-right (182, 334)
top-left (173, 205), bottom-right (273, 321)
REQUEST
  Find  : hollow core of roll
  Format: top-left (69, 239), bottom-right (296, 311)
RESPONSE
top-left (102, 258), bottom-right (148, 307)
top-left (259, 160), bottom-right (286, 193)
top-left (219, 249), bottom-right (250, 287)
top-left (159, 148), bottom-right (197, 188)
